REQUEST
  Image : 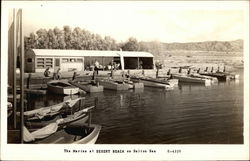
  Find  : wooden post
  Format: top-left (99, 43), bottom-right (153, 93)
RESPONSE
top-left (102, 57), bottom-right (104, 71)
top-left (223, 66), bottom-right (226, 72)
top-left (27, 73), bottom-right (31, 89)
top-left (217, 66), bottom-right (220, 72)
top-left (19, 9), bottom-right (24, 143)
top-left (111, 60), bottom-right (114, 79)
top-left (205, 67), bottom-right (208, 72)
top-left (156, 68), bottom-right (159, 78)
top-left (13, 9), bottom-right (17, 129)
top-left (137, 57), bottom-right (139, 69)
top-left (72, 72), bottom-right (77, 80)
top-left (211, 67), bottom-right (214, 73)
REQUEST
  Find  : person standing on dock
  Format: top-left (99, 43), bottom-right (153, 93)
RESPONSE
top-left (94, 60), bottom-right (100, 75)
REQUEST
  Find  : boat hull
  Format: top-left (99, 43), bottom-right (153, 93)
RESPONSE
top-left (172, 74), bottom-right (211, 86)
top-left (47, 80), bottom-right (79, 95)
top-left (99, 80), bottom-right (129, 90)
top-left (69, 81), bottom-right (103, 93)
top-left (130, 77), bottom-right (174, 90)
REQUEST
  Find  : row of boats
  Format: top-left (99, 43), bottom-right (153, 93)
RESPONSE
top-left (8, 97), bottom-right (101, 144)
top-left (44, 69), bottom-right (239, 95)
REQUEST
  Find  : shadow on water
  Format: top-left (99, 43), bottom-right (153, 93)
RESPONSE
top-left (12, 69), bottom-right (244, 144)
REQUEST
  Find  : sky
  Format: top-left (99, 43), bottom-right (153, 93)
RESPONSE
top-left (8, 1), bottom-right (248, 43)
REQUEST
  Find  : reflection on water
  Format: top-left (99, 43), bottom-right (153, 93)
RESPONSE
top-left (21, 70), bottom-right (243, 144)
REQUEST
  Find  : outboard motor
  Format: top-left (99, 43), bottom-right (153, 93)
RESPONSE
top-left (167, 69), bottom-right (171, 75)
top-left (178, 67), bottom-right (182, 73)
top-left (197, 68), bottom-right (200, 74)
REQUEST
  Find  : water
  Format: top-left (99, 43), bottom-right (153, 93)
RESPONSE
top-left (24, 70), bottom-right (244, 144)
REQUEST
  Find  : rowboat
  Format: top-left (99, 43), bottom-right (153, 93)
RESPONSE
top-left (98, 79), bottom-right (129, 90)
top-left (111, 78), bottom-right (144, 89)
top-left (19, 97), bottom-right (85, 121)
top-left (171, 74), bottom-right (211, 86)
top-left (190, 73), bottom-right (218, 83)
top-left (199, 72), bottom-right (230, 81)
top-left (29, 123), bottom-right (101, 144)
top-left (69, 80), bottom-right (104, 93)
top-left (47, 80), bottom-right (79, 95)
top-left (130, 76), bottom-right (174, 90)
top-left (25, 106), bottom-right (94, 129)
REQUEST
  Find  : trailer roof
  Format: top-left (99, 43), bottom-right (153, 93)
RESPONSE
top-left (31, 49), bottom-right (154, 57)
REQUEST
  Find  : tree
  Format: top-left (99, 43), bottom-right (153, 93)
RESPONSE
top-left (36, 29), bottom-right (48, 49)
top-left (121, 37), bottom-right (139, 51)
top-left (63, 26), bottom-right (73, 49)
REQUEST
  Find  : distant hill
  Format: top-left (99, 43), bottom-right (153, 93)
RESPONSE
top-left (162, 39), bottom-right (243, 52)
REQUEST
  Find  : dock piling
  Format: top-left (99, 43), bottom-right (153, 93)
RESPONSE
top-left (27, 73), bottom-right (31, 89)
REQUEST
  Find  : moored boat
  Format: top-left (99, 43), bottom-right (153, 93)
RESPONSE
top-left (69, 80), bottom-right (104, 93)
top-left (47, 80), bottom-right (79, 95)
top-left (191, 73), bottom-right (218, 83)
top-left (199, 72), bottom-right (230, 81)
top-left (111, 78), bottom-right (144, 89)
top-left (171, 74), bottom-right (211, 86)
top-left (25, 106), bottom-right (94, 129)
top-left (20, 97), bottom-right (85, 121)
top-left (98, 79), bottom-right (129, 90)
top-left (9, 123), bottom-right (101, 144)
top-left (130, 76), bottom-right (174, 90)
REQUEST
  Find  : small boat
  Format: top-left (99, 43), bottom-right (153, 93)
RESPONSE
top-left (98, 79), bottom-right (129, 91)
top-left (172, 74), bottom-right (211, 86)
top-left (19, 97), bottom-right (85, 121)
top-left (130, 76), bottom-right (174, 90)
top-left (22, 123), bottom-right (101, 144)
top-left (199, 72), bottom-right (230, 81)
top-left (25, 106), bottom-right (94, 129)
top-left (216, 71), bottom-right (240, 80)
top-left (111, 78), bottom-right (144, 89)
top-left (69, 80), bottom-right (104, 93)
top-left (47, 80), bottom-right (79, 95)
top-left (190, 73), bottom-right (218, 83)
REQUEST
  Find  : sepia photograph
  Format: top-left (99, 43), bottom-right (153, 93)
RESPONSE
top-left (1, 1), bottom-right (249, 160)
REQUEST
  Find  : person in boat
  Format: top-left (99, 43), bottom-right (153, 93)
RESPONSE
top-left (44, 67), bottom-right (51, 77)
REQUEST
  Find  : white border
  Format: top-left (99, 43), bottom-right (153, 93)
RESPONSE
top-left (1, 1), bottom-right (249, 160)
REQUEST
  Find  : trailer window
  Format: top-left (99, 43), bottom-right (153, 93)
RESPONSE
top-left (77, 58), bottom-right (83, 62)
top-left (36, 58), bottom-right (53, 68)
top-left (70, 58), bottom-right (76, 62)
top-left (62, 58), bottom-right (69, 63)
top-left (45, 58), bottom-right (53, 68)
top-left (36, 58), bottom-right (45, 68)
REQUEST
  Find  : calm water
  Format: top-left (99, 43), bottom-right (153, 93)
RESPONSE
top-left (25, 70), bottom-right (244, 144)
